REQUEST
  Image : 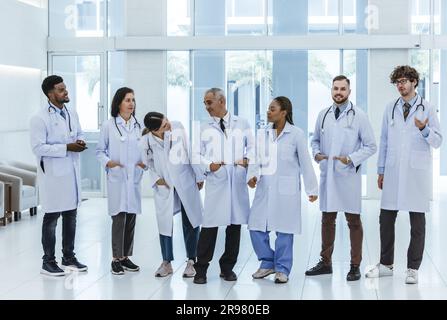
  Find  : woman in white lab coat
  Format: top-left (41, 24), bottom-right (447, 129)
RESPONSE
top-left (96, 87), bottom-right (145, 275)
top-left (140, 112), bottom-right (204, 278)
top-left (247, 96), bottom-right (319, 284)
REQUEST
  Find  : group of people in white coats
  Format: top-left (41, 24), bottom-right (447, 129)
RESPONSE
top-left (31, 64), bottom-right (442, 286)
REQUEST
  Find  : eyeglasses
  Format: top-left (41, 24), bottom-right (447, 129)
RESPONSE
top-left (392, 78), bottom-right (410, 86)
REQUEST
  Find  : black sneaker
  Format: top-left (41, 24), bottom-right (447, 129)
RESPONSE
top-left (61, 257), bottom-right (88, 272)
top-left (305, 260), bottom-right (333, 276)
top-left (193, 275), bottom-right (207, 284)
top-left (346, 264), bottom-right (361, 281)
top-left (111, 260), bottom-right (125, 275)
top-left (41, 261), bottom-right (65, 277)
top-left (120, 258), bottom-right (140, 272)
top-left (219, 271), bottom-right (237, 281)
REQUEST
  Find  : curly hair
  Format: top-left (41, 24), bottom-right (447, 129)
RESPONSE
top-left (390, 65), bottom-right (420, 88)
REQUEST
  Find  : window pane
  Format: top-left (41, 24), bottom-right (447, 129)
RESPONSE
top-left (167, 51), bottom-right (191, 134)
top-left (191, 50), bottom-right (225, 124)
top-left (434, 0), bottom-right (441, 35)
top-left (269, 0), bottom-right (308, 35)
top-left (167, 0), bottom-right (191, 36)
top-left (108, 51), bottom-right (127, 118)
top-left (195, 0), bottom-right (225, 35)
top-left (52, 55), bottom-right (102, 193)
top-left (410, 49), bottom-right (430, 99)
top-left (343, 0), bottom-right (356, 33)
top-left (439, 49), bottom-right (447, 178)
top-left (226, 51), bottom-right (271, 130)
top-left (308, 50), bottom-right (341, 137)
top-left (108, 0), bottom-right (125, 36)
top-left (49, 0), bottom-right (105, 37)
top-left (52, 55), bottom-right (101, 131)
top-left (411, 0), bottom-right (431, 34)
top-left (309, 0), bottom-right (339, 33)
top-left (226, 0), bottom-right (266, 35)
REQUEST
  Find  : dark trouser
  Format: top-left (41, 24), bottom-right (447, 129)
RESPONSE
top-left (42, 209), bottom-right (77, 263)
top-left (320, 212), bottom-right (363, 266)
top-left (159, 202), bottom-right (200, 262)
top-left (111, 212), bottom-right (136, 258)
top-left (379, 209), bottom-right (426, 270)
top-left (194, 224), bottom-right (241, 277)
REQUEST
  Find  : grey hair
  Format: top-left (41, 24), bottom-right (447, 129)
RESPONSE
top-left (204, 88), bottom-right (226, 100)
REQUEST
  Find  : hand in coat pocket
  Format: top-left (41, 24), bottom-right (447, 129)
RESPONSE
top-left (247, 176), bottom-right (257, 189)
top-left (156, 178), bottom-right (170, 188)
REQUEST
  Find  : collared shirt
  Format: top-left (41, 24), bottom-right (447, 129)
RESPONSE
top-left (213, 111), bottom-right (230, 129)
top-left (117, 114), bottom-right (134, 132)
top-left (332, 100), bottom-right (350, 115)
top-left (399, 94), bottom-right (418, 112)
top-left (49, 102), bottom-right (66, 118)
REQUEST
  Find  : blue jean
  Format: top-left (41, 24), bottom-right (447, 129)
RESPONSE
top-left (249, 230), bottom-right (294, 275)
top-left (42, 209), bottom-right (77, 263)
top-left (159, 203), bottom-right (199, 262)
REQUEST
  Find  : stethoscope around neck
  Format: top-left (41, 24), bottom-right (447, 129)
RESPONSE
top-left (321, 101), bottom-right (355, 134)
top-left (114, 115), bottom-right (141, 142)
top-left (390, 95), bottom-right (425, 126)
top-left (48, 102), bottom-right (74, 137)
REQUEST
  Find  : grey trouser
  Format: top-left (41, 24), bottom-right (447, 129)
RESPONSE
top-left (112, 212), bottom-right (136, 258)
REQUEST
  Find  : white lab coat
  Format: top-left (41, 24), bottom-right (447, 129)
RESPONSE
top-left (196, 113), bottom-right (254, 227)
top-left (30, 104), bottom-right (84, 213)
top-left (248, 122), bottom-right (318, 234)
top-left (96, 116), bottom-right (144, 216)
top-left (140, 121), bottom-right (204, 237)
top-left (378, 96), bottom-right (442, 212)
top-left (311, 103), bottom-right (377, 214)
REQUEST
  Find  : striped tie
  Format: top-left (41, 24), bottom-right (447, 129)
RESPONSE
top-left (403, 103), bottom-right (411, 121)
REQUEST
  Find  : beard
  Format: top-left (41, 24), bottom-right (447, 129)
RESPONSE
top-left (332, 95), bottom-right (348, 105)
top-left (60, 97), bottom-right (70, 103)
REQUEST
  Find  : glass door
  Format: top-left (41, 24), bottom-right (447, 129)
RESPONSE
top-left (49, 53), bottom-right (107, 197)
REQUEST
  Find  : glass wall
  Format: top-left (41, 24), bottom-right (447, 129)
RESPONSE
top-left (48, 0), bottom-right (447, 196)
top-left (226, 0), bottom-right (266, 35)
top-left (49, 0), bottom-right (105, 37)
top-left (167, 51), bottom-right (191, 133)
top-left (163, 0), bottom-right (374, 36)
top-left (167, 0), bottom-right (191, 36)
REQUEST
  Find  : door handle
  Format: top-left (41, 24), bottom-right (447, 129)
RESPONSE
top-left (97, 102), bottom-right (104, 128)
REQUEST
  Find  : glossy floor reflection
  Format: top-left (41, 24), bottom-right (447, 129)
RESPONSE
top-left (1, 194), bottom-right (447, 300)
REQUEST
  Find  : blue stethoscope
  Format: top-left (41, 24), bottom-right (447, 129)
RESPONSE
top-left (321, 101), bottom-right (355, 133)
top-left (390, 95), bottom-right (425, 126)
top-left (114, 115), bottom-right (141, 142)
top-left (48, 102), bottom-right (74, 137)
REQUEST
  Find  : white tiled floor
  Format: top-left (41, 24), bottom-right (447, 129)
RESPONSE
top-left (1, 194), bottom-right (447, 300)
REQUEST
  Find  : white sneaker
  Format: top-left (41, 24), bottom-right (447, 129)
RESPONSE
top-left (274, 272), bottom-right (288, 284)
top-left (365, 263), bottom-right (393, 278)
top-left (155, 261), bottom-right (173, 277)
top-left (183, 259), bottom-right (196, 278)
top-left (405, 268), bottom-right (418, 284)
top-left (252, 268), bottom-right (275, 279)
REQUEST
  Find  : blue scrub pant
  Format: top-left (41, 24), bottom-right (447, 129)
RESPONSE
top-left (159, 202), bottom-right (200, 262)
top-left (250, 230), bottom-right (294, 275)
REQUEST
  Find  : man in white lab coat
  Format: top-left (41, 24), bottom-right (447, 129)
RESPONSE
top-left (306, 75), bottom-right (377, 281)
top-left (30, 75), bottom-right (88, 276)
top-left (366, 66), bottom-right (442, 284)
top-left (193, 88), bottom-right (254, 284)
